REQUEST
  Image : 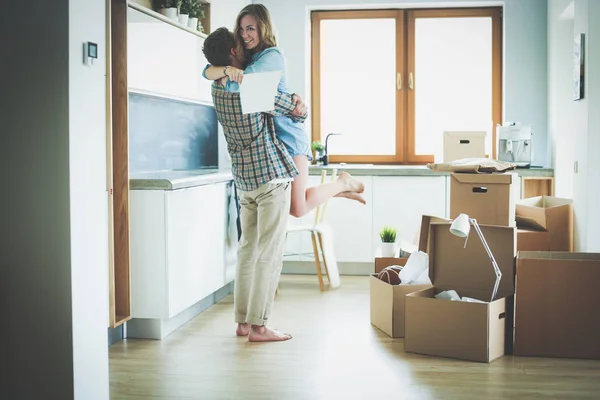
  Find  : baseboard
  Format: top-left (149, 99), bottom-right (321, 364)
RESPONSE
top-left (282, 261), bottom-right (373, 276)
top-left (126, 282), bottom-right (234, 340)
top-left (107, 325), bottom-right (124, 346)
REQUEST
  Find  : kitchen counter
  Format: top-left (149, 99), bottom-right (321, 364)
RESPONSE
top-left (309, 164), bottom-right (554, 177)
top-left (130, 168), bottom-right (233, 190)
top-left (129, 164), bottom-right (553, 190)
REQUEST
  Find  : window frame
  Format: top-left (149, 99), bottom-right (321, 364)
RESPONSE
top-left (310, 7), bottom-right (503, 164)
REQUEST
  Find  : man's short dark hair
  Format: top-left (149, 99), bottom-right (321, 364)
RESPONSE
top-left (202, 27), bottom-right (235, 66)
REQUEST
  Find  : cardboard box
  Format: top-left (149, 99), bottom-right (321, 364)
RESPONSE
top-left (515, 196), bottom-right (573, 251)
top-left (369, 274), bottom-right (430, 338)
top-left (443, 131), bottom-right (486, 162)
top-left (370, 215), bottom-right (446, 338)
top-left (517, 229), bottom-right (550, 251)
top-left (375, 257), bottom-right (409, 273)
top-left (450, 172), bottom-right (518, 227)
top-left (405, 222), bottom-right (517, 363)
top-left (514, 252), bottom-right (600, 360)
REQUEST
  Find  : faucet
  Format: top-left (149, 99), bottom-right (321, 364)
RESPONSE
top-left (321, 133), bottom-right (341, 166)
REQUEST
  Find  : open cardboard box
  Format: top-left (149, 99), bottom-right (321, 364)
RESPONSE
top-left (450, 172), bottom-right (518, 227)
top-left (515, 196), bottom-right (573, 251)
top-left (405, 222), bottom-right (516, 363)
top-left (515, 251), bottom-right (600, 360)
top-left (370, 215), bottom-right (448, 338)
top-left (375, 257), bottom-right (409, 274)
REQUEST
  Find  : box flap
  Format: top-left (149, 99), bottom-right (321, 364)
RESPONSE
top-left (452, 172), bottom-right (514, 185)
top-left (418, 215), bottom-right (450, 253)
top-left (515, 196), bottom-right (573, 231)
top-left (429, 222), bottom-right (516, 300)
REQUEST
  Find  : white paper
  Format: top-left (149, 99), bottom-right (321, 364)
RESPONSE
top-left (239, 70), bottom-right (283, 114)
top-left (399, 251), bottom-right (428, 284)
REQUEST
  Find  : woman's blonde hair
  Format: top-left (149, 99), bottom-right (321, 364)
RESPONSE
top-left (233, 4), bottom-right (277, 67)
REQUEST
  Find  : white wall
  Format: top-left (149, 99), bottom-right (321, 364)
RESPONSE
top-left (0, 0), bottom-right (109, 398)
top-left (257, 0), bottom-right (549, 166)
top-left (584, 0), bottom-right (600, 251)
top-left (69, 0), bottom-right (110, 397)
top-left (548, 0), bottom-right (600, 251)
top-left (211, 0), bottom-right (252, 31)
top-left (547, 0), bottom-right (575, 199)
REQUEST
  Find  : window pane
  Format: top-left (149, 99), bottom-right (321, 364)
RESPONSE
top-left (414, 17), bottom-right (492, 159)
top-left (320, 19), bottom-right (396, 155)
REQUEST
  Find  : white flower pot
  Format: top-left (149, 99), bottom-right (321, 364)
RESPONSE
top-left (380, 242), bottom-right (397, 258)
top-left (187, 17), bottom-right (198, 29)
top-left (160, 7), bottom-right (178, 21)
top-left (178, 13), bottom-right (189, 25)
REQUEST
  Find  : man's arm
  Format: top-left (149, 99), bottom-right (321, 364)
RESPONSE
top-left (267, 92), bottom-right (307, 123)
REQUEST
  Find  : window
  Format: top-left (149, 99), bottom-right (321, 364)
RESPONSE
top-left (311, 8), bottom-right (502, 164)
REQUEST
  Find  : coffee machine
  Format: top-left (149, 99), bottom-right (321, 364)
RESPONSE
top-left (497, 123), bottom-right (533, 168)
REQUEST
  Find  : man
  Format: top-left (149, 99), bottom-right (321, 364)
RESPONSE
top-left (202, 27), bottom-right (305, 342)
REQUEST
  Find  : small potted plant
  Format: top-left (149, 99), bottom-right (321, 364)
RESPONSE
top-left (379, 226), bottom-right (398, 257)
top-left (178, 0), bottom-right (192, 26)
top-left (311, 140), bottom-right (325, 164)
top-left (154, 0), bottom-right (180, 21)
top-left (187, 0), bottom-right (204, 30)
top-left (186, 0), bottom-right (198, 29)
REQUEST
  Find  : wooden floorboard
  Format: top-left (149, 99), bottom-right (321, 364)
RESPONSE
top-left (109, 275), bottom-right (600, 399)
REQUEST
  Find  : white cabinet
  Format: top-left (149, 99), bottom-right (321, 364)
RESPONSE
top-left (127, 7), bottom-right (213, 103)
top-left (372, 176), bottom-right (447, 255)
top-left (165, 183), bottom-right (226, 317)
top-left (130, 181), bottom-right (235, 320)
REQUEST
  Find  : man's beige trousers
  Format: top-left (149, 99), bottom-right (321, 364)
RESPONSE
top-left (234, 181), bottom-right (291, 326)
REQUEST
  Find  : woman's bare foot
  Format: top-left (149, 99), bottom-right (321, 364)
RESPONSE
top-left (338, 172), bottom-right (365, 193)
top-left (335, 191), bottom-right (366, 204)
top-left (236, 323), bottom-right (250, 336)
top-left (248, 325), bottom-right (292, 342)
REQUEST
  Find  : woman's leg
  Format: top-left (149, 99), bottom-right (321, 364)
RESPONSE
top-left (289, 155), bottom-right (366, 218)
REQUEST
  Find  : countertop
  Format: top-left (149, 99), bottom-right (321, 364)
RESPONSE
top-left (129, 168), bottom-right (233, 190)
top-left (308, 164), bottom-right (554, 177)
top-left (129, 164), bottom-right (554, 190)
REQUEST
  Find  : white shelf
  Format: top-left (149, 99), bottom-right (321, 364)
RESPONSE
top-left (127, 0), bottom-right (207, 39)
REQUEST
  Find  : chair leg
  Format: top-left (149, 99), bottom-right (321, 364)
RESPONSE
top-left (317, 232), bottom-right (331, 283)
top-left (311, 232), bottom-right (325, 291)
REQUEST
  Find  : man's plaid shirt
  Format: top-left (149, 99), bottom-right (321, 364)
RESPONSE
top-left (211, 82), bottom-right (305, 192)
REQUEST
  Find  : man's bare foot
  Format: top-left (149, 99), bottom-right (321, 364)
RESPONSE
top-left (335, 191), bottom-right (366, 204)
top-left (236, 323), bottom-right (250, 336)
top-left (248, 325), bottom-right (292, 342)
top-left (338, 171), bottom-right (365, 193)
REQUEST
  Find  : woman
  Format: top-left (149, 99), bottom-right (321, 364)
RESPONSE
top-left (203, 4), bottom-right (366, 219)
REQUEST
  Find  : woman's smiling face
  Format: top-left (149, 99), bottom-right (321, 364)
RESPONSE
top-left (239, 15), bottom-right (260, 51)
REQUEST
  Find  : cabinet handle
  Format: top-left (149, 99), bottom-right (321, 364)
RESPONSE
top-left (397, 72), bottom-right (402, 90)
top-left (409, 72), bottom-right (414, 90)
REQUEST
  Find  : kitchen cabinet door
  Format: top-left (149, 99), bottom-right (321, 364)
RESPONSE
top-left (166, 183), bottom-right (226, 317)
top-left (372, 176), bottom-right (447, 256)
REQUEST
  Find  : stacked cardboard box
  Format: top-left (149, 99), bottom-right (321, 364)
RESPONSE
top-left (449, 172), bottom-right (518, 227)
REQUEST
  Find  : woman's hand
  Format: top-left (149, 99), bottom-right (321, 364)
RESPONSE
top-left (291, 93), bottom-right (307, 117)
top-left (225, 66), bottom-right (244, 83)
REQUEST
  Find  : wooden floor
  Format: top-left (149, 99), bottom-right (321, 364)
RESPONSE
top-left (110, 275), bottom-right (600, 399)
